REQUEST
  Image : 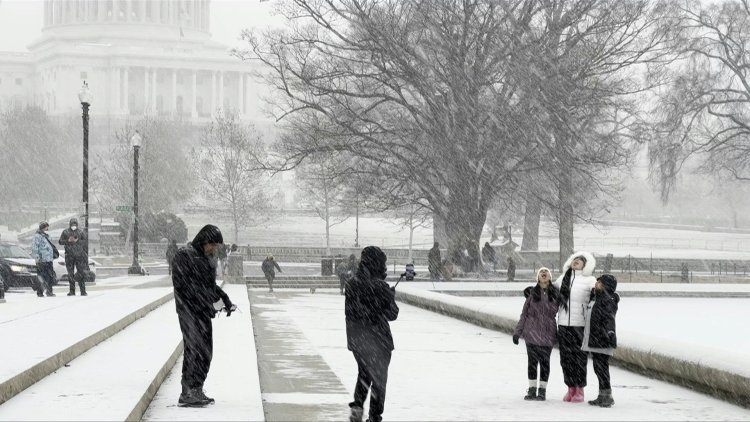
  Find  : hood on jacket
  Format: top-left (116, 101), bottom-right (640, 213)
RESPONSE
top-left (597, 273), bottom-right (618, 293)
top-left (357, 246), bottom-right (388, 280)
top-left (191, 224), bottom-right (224, 252)
top-left (562, 251), bottom-right (596, 276)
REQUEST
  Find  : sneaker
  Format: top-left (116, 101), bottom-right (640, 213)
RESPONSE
top-left (67, 292), bottom-right (75, 296)
top-left (535, 387), bottom-right (546, 401)
top-left (524, 386), bottom-right (537, 400)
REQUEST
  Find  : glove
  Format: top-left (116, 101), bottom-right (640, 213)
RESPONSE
top-left (224, 302), bottom-right (236, 317)
top-left (390, 285), bottom-right (396, 293)
top-left (512, 335), bottom-right (520, 345)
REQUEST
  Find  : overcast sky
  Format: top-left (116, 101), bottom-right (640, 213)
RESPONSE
top-left (0, 0), bottom-right (277, 52)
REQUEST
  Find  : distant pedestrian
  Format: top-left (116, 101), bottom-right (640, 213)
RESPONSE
top-left (553, 251), bottom-right (597, 403)
top-left (336, 254), bottom-right (355, 296)
top-left (582, 274), bottom-right (619, 408)
top-left (513, 267), bottom-right (560, 401)
top-left (166, 239), bottom-right (178, 276)
top-left (31, 221), bottom-right (57, 297)
top-left (217, 243), bottom-right (228, 276)
top-left (482, 242), bottom-right (497, 272)
top-left (261, 255), bottom-right (282, 293)
top-left (346, 246), bottom-right (399, 422)
top-left (171, 224), bottom-right (235, 408)
top-left (507, 256), bottom-right (516, 282)
top-left (229, 244), bottom-right (239, 255)
top-left (58, 218), bottom-right (88, 296)
top-left (428, 242), bottom-right (442, 281)
top-left (400, 263), bottom-right (416, 281)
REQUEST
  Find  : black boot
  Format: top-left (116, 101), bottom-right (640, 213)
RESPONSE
top-left (524, 386), bottom-right (537, 400)
top-left (597, 389), bottom-right (614, 407)
top-left (349, 406), bottom-right (363, 422)
top-left (535, 387), bottom-right (546, 401)
top-left (194, 388), bottom-right (215, 405)
top-left (178, 388), bottom-right (212, 407)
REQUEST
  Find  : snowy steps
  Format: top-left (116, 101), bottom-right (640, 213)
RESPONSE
top-left (0, 284), bottom-right (265, 421)
top-left (0, 283), bottom-right (174, 407)
top-left (0, 302), bottom-right (183, 421)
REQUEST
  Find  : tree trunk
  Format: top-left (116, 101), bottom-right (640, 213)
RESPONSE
top-left (521, 191), bottom-right (541, 251)
top-left (443, 198), bottom-right (487, 268)
top-left (432, 213), bottom-right (449, 248)
top-left (558, 172), bottom-right (575, 271)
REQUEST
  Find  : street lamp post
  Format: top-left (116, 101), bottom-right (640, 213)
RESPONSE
top-left (128, 131), bottom-right (144, 275)
top-left (77, 81), bottom-right (91, 256)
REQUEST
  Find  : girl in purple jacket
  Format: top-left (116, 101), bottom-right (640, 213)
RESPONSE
top-left (513, 267), bottom-right (561, 401)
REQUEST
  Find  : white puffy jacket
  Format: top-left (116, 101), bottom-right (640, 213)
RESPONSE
top-left (553, 251), bottom-right (597, 327)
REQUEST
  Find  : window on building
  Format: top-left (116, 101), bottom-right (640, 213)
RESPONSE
top-left (15, 78), bottom-right (23, 86)
top-left (80, 71), bottom-right (88, 80)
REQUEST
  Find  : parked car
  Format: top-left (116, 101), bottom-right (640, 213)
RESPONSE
top-left (53, 250), bottom-right (98, 285)
top-left (0, 242), bottom-right (39, 291)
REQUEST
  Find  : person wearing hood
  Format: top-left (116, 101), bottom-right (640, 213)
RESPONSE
top-left (166, 239), bottom-right (178, 276)
top-left (31, 221), bottom-right (57, 297)
top-left (552, 251), bottom-right (597, 403)
top-left (345, 246), bottom-right (399, 422)
top-left (513, 267), bottom-right (560, 401)
top-left (582, 274), bottom-right (620, 408)
top-left (58, 217), bottom-right (88, 296)
top-left (171, 224), bottom-right (234, 408)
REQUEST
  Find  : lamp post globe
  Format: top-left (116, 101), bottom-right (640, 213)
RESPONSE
top-left (78, 81), bottom-right (91, 257)
top-left (128, 130), bottom-right (144, 276)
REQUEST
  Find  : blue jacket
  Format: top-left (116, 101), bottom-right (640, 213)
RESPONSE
top-left (32, 230), bottom-right (55, 263)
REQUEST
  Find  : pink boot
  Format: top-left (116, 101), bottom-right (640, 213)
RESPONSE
top-left (573, 387), bottom-right (586, 402)
top-left (563, 386), bottom-right (574, 402)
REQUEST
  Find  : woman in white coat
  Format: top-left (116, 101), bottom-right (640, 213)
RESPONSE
top-left (553, 251), bottom-right (597, 403)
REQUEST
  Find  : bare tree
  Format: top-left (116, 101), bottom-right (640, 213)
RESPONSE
top-left (650, 0), bottom-right (750, 201)
top-left (195, 113), bottom-right (270, 243)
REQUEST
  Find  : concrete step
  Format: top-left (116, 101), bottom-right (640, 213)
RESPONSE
top-left (0, 301), bottom-right (183, 421)
top-left (0, 279), bottom-right (173, 406)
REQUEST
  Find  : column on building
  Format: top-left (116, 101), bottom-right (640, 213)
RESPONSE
top-left (98, 0), bottom-right (107, 21)
top-left (245, 72), bottom-right (253, 118)
top-left (144, 67), bottom-right (150, 113)
top-left (113, 67), bottom-right (121, 114)
top-left (218, 71), bottom-right (225, 114)
top-left (238, 73), bottom-right (245, 116)
top-left (123, 67), bottom-right (130, 114)
top-left (125, 0), bottom-right (132, 21)
top-left (172, 69), bottom-right (178, 115)
top-left (139, 0), bottom-right (147, 22)
top-left (151, 69), bottom-right (158, 115)
top-left (210, 71), bottom-right (217, 117)
top-left (191, 71), bottom-right (198, 118)
top-left (152, 0), bottom-right (161, 23)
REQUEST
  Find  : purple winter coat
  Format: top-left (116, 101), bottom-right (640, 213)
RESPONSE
top-left (513, 289), bottom-right (559, 347)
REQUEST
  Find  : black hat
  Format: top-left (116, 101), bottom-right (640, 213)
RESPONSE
top-left (39, 221), bottom-right (49, 230)
top-left (598, 274), bottom-right (618, 293)
top-left (69, 218), bottom-right (78, 226)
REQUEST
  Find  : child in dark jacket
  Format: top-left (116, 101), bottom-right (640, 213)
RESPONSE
top-left (582, 274), bottom-right (620, 408)
top-left (513, 267), bottom-right (560, 401)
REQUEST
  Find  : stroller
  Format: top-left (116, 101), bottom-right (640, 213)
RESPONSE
top-left (401, 263), bottom-right (417, 281)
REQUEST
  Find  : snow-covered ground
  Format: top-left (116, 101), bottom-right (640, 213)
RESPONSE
top-left (270, 291), bottom-right (750, 421)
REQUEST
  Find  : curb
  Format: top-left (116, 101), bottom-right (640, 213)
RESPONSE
top-left (394, 288), bottom-right (750, 409)
top-left (127, 339), bottom-right (183, 421)
top-left (0, 290), bottom-right (174, 406)
top-left (432, 290), bottom-right (750, 298)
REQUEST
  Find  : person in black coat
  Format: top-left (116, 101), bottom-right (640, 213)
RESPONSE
top-left (428, 242), bottom-right (442, 281)
top-left (261, 255), bottom-right (282, 293)
top-left (345, 246), bottom-right (399, 422)
top-left (166, 239), bottom-right (178, 275)
top-left (171, 224), bottom-right (234, 408)
top-left (58, 218), bottom-right (89, 296)
top-left (582, 274), bottom-right (619, 408)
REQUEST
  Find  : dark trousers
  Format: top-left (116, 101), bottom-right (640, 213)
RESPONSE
top-left (592, 352), bottom-right (611, 390)
top-left (558, 325), bottom-right (588, 387)
top-left (526, 343), bottom-right (552, 382)
top-left (65, 255), bottom-right (88, 294)
top-left (350, 348), bottom-right (392, 422)
top-left (339, 275), bottom-right (347, 293)
top-left (265, 273), bottom-right (274, 290)
top-left (178, 312), bottom-right (214, 391)
top-left (36, 261), bottom-right (55, 295)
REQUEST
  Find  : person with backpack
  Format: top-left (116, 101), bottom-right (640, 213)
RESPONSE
top-left (512, 267), bottom-right (560, 401)
top-left (31, 221), bottom-right (57, 297)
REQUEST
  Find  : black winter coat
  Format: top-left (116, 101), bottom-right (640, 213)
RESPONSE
top-left (172, 243), bottom-right (231, 319)
top-left (585, 289), bottom-right (619, 349)
top-left (345, 270), bottom-right (399, 352)
top-left (59, 228), bottom-right (88, 257)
